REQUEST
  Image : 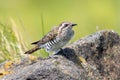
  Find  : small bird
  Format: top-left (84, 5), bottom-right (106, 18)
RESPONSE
top-left (24, 22), bottom-right (77, 54)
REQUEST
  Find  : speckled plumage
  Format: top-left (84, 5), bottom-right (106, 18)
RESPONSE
top-left (24, 22), bottom-right (77, 54)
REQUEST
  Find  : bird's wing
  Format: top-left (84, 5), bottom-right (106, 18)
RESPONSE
top-left (31, 27), bottom-right (58, 45)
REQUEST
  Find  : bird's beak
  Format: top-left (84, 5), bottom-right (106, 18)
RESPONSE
top-left (72, 23), bottom-right (77, 26)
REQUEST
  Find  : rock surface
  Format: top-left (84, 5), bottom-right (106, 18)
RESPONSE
top-left (1, 30), bottom-right (120, 80)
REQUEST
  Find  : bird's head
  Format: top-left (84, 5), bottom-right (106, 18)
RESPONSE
top-left (58, 22), bottom-right (77, 33)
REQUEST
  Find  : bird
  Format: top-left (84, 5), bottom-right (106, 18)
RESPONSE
top-left (24, 21), bottom-right (77, 54)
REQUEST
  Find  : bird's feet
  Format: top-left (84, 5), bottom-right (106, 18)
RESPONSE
top-left (54, 48), bottom-right (65, 55)
top-left (47, 48), bottom-right (65, 59)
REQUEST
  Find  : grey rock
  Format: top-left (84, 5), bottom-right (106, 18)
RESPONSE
top-left (1, 30), bottom-right (120, 80)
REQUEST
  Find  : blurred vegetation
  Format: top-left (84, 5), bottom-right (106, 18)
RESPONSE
top-left (0, 0), bottom-right (120, 62)
top-left (0, 18), bottom-right (26, 62)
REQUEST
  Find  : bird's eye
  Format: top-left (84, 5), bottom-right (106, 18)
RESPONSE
top-left (64, 24), bottom-right (69, 27)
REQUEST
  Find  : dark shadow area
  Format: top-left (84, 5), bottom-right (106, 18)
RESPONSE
top-left (56, 48), bottom-right (82, 66)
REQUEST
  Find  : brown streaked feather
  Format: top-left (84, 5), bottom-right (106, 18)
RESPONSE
top-left (31, 26), bottom-right (59, 45)
top-left (24, 46), bottom-right (40, 54)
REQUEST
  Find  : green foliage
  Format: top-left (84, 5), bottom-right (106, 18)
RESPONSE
top-left (0, 20), bottom-right (26, 63)
top-left (0, 18), bottom-right (49, 63)
top-left (0, 0), bottom-right (120, 62)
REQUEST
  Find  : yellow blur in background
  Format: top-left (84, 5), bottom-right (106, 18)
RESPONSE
top-left (0, 0), bottom-right (120, 61)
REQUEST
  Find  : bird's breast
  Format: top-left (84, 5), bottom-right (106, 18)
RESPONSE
top-left (41, 30), bottom-right (74, 53)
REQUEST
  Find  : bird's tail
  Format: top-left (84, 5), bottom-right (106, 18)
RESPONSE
top-left (24, 46), bottom-right (40, 54)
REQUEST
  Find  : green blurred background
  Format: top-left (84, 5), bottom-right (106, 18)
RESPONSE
top-left (0, 0), bottom-right (120, 56)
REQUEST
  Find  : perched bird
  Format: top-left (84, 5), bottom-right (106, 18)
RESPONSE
top-left (24, 22), bottom-right (77, 54)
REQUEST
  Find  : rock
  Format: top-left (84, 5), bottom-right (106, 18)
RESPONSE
top-left (1, 30), bottom-right (120, 80)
